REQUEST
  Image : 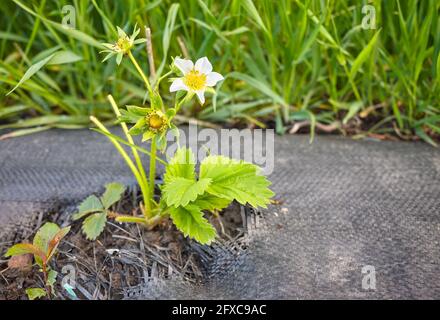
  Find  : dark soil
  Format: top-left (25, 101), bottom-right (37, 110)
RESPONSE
top-left (0, 189), bottom-right (245, 300)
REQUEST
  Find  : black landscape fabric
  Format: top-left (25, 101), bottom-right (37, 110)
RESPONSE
top-left (1, 129), bottom-right (440, 299)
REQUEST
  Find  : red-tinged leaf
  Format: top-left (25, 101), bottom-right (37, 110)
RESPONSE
top-left (5, 243), bottom-right (46, 262)
top-left (47, 226), bottom-right (71, 262)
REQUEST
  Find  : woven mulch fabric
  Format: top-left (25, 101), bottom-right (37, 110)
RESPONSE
top-left (1, 129), bottom-right (440, 299)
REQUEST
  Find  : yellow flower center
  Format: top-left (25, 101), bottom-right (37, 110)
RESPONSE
top-left (115, 37), bottom-right (132, 53)
top-left (148, 114), bottom-right (164, 130)
top-left (184, 69), bottom-right (206, 91)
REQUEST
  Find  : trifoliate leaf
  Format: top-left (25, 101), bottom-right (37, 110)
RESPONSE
top-left (169, 205), bottom-right (217, 245)
top-left (164, 147), bottom-right (196, 183)
top-left (5, 243), bottom-right (45, 261)
top-left (100, 182), bottom-right (126, 209)
top-left (191, 194), bottom-right (232, 212)
top-left (73, 195), bottom-right (103, 220)
top-left (163, 177), bottom-right (211, 207)
top-left (26, 288), bottom-right (46, 300)
top-left (200, 155), bottom-right (274, 208)
top-left (82, 212), bottom-right (107, 241)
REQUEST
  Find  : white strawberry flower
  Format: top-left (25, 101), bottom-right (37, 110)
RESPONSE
top-left (169, 57), bottom-right (224, 105)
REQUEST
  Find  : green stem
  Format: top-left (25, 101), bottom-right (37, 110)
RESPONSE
top-left (115, 214), bottom-right (164, 230)
top-left (90, 116), bottom-right (151, 217)
top-left (149, 137), bottom-right (157, 206)
top-left (115, 215), bottom-right (149, 225)
top-left (42, 262), bottom-right (51, 300)
top-left (175, 92), bottom-right (193, 113)
top-left (128, 51), bottom-right (153, 95)
top-left (154, 70), bottom-right (173, 90)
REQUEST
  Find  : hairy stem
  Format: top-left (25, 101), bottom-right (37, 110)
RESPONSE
top-left (42, 262), bottom-right (51, 299)
top-left (128, 51), bottom-right (153, 95)
top-left (115, 214), bottom-right (164, 229)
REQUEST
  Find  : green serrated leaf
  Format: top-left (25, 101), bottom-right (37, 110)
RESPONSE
top-left (169, 205), bottom-right (217, 245)
top-left (192, 194), bottom-right (232, 212)
top-left (100, 182), bottom-right (126, 209)
top-left (73, 195), bottom-right (103, 220)
top-left (164, 147), bottom-right (196, 183)
top-left (26, 288), bottom-right (47, 300)
top-left (163, 177), bottom-right (211, 207)
top-left (82, 212), bottom-right (107, 241)
top-left (200, 155), bottom-right (274, 208)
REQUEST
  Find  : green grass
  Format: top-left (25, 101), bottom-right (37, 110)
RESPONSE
top-left (0, 0), bottom-right (439, 144)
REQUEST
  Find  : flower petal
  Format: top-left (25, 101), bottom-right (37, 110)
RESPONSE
top-left (174, 58), bottom-right (193, 75)
top-left (195, 57), bottom-right (212, 74)
top-left (206, 72), bottom-right (224, 86)
top-left (170, 78), bottom-right (189, 92)
top-left (195, 90), bottom-right (206, 105)
top-left (116, 52), bottom-right (123, 65)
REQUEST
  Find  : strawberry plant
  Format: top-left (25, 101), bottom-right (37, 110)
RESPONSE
top-left (79, 26), bottom-right (274, 244)
top-left (4, 222), bottom-right (70, 300)
top-left (160, 148), bottom-right (273, 244)
top-left (72, 182), bottom-right (126, 240)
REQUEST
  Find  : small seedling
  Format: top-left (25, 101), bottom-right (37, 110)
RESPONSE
top-left (5, 222), bottom-right (70, 300)
top-left (73, 182), bottom-right (126, 240)
top-left (82, 25), bottom-right (274, 244)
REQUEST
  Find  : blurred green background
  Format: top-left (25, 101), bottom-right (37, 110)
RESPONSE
top-left (0, 0), bottom-right (439, 144)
